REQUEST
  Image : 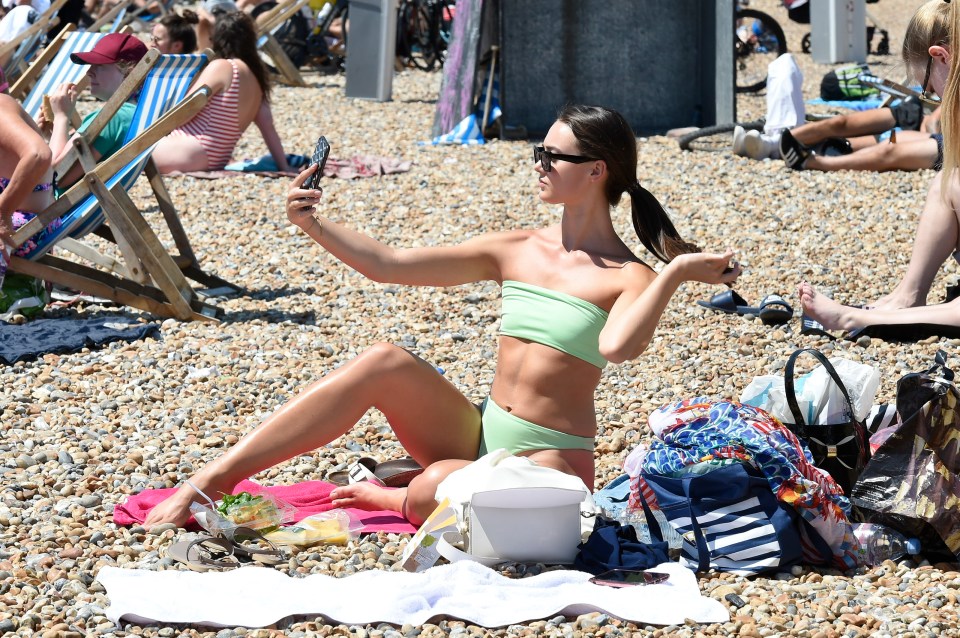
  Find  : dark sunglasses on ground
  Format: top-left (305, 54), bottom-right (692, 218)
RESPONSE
top-left (533, 145), bottom-right (598, 172)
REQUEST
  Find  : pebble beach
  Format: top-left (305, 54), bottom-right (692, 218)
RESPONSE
top-left (4, 0), bottom-right (960, 635)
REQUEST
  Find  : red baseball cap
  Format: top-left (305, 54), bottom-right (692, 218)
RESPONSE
top-left (70, 33), bottom-right (147, 65)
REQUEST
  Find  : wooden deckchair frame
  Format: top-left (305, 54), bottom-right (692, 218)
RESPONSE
top-left (256, 0), bottom-right (310, 36)
top-left (0, 0), bottom-right (69, 79)
top-left (8, 23), bottom-right (77, 102)
top-left (255, 0), bottom-right (311, 87)
top-left (10, 85), bottom-right (223, 322)
top-left (87, 0), bottom-right (135, 34)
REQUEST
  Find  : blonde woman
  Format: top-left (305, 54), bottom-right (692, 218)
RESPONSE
top-left (800, 0), bottom-right (960, 330)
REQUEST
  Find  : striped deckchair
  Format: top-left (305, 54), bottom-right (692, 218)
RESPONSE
top-left (9, 52), bottom-right (231, 321)
top-left (53, 47), bottom-right (163, 178)
top-left (9, 25), bottom-right (103, 114)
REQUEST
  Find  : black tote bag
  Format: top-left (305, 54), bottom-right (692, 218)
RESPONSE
top-left (783, 348), bottom-right (870, 495)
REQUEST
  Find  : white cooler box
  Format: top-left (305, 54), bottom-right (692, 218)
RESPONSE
top-left (466, 486), bottom-right (586, 564)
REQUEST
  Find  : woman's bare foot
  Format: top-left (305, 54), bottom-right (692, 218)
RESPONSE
top-left (798, 282), bottom-right (863, 331)
top-left (330, 483), bottom-right (407, 514)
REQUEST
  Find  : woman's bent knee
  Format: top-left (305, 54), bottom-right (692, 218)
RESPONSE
top-left (360, 342), bottom-right (422, 372)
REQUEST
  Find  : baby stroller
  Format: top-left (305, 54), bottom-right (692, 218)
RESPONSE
top-left (785, 0), bottom-right (890, 56)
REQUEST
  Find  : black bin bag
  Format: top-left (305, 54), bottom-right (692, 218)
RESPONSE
top-left (851, 351), bottom-right (960, 561)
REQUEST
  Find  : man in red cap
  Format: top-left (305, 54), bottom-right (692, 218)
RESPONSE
top-left (37, 32), bottom-right (148, 190)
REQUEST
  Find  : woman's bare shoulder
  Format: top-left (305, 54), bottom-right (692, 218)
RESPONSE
top-left (615, 257), bottom-right (657, 291)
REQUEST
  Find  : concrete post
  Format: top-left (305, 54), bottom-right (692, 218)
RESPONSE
top-left (810, 0), bottom-right (867, 64)
top-left (345, 0), bottom-right (398, 101)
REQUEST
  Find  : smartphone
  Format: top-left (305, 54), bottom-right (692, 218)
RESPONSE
top-left (307, 136), bottom-right (331, 191)
top-left (588, 569), bottom-right (669, 588)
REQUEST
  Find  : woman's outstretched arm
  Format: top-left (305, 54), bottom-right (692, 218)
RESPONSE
top-left (599, 250), bottom-right (740, 363)
top-left (286, 165), bottom-right (510, 287)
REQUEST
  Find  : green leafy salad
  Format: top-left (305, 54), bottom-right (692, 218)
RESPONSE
top-left (216, 492), bottom-right (281, 529)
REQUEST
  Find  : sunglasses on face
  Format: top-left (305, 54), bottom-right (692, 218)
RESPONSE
top-left (533, 145), bottom-right (598, 172)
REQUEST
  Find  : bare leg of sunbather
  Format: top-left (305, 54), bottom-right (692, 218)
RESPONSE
top-left (804, 137), bottom-right (939, 173)
top-left (799, 281), bottom-right (960, 331)
top-left (144, 343), bottom-right (482, 529)
top-left (871, 175), bottom-right (960, 310)
top-left (791, 108), bottom-right (896, 148)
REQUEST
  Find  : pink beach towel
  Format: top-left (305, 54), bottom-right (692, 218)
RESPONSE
top-left (113, 480), bottom-right (417, 535)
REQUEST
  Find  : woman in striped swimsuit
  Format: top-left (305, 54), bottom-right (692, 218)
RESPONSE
top-left (151, 11), bottom-right (290, 173)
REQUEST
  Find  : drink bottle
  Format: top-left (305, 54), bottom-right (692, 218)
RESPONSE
top-left (852, 523), bottom-right (921, 565)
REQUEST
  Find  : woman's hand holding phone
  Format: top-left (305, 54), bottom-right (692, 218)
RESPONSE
top-left (286, 165), bottom-right (324, 231)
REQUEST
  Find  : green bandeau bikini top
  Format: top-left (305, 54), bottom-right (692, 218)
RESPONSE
top-left (499, 280), bottom-right (610, 369)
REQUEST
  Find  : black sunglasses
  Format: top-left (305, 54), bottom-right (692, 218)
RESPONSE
top-left (533, 145), bottom-right (598, 172)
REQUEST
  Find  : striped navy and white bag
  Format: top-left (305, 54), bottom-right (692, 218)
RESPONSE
top-left (640, 462), bottom-right (803, 576)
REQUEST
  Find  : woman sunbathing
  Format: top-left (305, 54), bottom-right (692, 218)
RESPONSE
top-left (144, 104), bottom-right (740, 529)
top-left (800, 0), bottom-right (960, 330)
top-left (150, 10), bottom-right (291, 173)
top-left (0, 94), bottom-right (55, 275)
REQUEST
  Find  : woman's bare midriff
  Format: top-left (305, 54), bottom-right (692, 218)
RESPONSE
top-left (491, 335), bottom-right (601, 431)
top-left (15, 190), bottom-right (54, 214)
top-left (489, 335), bottom-right (602, 489)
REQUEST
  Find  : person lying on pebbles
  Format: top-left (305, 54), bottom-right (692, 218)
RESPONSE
top-left (144, 104), bottom-right (740, 529)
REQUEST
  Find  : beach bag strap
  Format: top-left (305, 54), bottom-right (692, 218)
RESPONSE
top-left (784, 348), bottom-right (857, 428)
top-left (436, 531), bottom-right (503, 567)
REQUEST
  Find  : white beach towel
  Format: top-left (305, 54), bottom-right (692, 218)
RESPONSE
top-left (98, 560), bottom-right (727, 628)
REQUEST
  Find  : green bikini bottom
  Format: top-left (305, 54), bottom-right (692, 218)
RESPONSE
top-left (477, 397), bottom-right (594, 457)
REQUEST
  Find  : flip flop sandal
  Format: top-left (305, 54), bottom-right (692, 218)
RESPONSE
top-left (167, 536), bottom-right (240, 572)
top-left (327, 457), bottom-right (381, 487)
top-left (373, 458), bottom-right (425, 488)
top-left (800, 315), bottom-right (836, 339)
top-left (757, 294), bottom-right (793, 325)
top-left (221, 525), bottom-right (286, 566)
top-left (696, 289), bottom-right (759, 317)
top-left (327, 457), bottom-right (424, 488)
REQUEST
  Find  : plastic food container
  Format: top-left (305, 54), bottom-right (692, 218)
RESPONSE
top-left (265, 510), bottom-right (363, 547)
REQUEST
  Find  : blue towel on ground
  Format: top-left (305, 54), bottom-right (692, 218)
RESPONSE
top-left (0, 316), bottom-right (160, 364)
top-left (573, 517), bottom-right (671, 576)
top-left (224, 154), bottom-right (310, 173)
top-left (805, 97), bottom-right (887, 111)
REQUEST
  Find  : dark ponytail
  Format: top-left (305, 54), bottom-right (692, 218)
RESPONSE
top-left (630, 183), bottom-right (700, 263)
top-left (557, 104), bottom-right (699, 263)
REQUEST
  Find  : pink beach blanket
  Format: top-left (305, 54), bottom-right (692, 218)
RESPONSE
top-left (113, 480), bottom-right (417, 535)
